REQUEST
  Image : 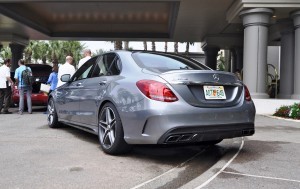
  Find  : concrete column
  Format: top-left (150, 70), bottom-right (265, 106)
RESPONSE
top-left (9, 43), bottom-right (25, 72)
top-left (202, 46), bottom-right (220, 70)
top-left (240, 8), bottom-right (273, 99)
top-left (291, 11), bottom-right (300, 99)
top-left (277, 19), bottom-right (294, 99)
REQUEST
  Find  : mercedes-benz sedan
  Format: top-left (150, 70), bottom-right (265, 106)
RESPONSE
top-left (47, 51), bottom-right (255, 155)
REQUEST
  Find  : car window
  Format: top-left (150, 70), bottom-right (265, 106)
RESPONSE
top-left (90, 53), bottom-right (121, 77)
top-left (72, 57), bottom-right (97, 81)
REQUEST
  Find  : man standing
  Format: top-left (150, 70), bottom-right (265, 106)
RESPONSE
top-left (57, 56), bottom-right (75, 87)
top-left (78, 49), bottom-right (92, 69)
top-left (0, 59), bottom-right (14, 114)
top-left (14, 59), bottom-right (32, 115)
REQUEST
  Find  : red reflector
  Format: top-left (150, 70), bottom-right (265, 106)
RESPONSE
top-left (136, 80), bottom-right (178, 102)
top-left (244, 85), bottom-right (252, 101)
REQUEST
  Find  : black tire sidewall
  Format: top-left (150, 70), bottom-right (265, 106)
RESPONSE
top-left (98, 102), bottom-right (129, 155)
top-left (48, 98), bottom-right (59, 128)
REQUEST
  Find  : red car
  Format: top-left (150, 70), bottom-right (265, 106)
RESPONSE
top-left (12, 64), bottom-right (52, 106)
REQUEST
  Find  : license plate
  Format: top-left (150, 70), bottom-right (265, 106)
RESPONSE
top-left (203, 86), bottom-right (226, 100)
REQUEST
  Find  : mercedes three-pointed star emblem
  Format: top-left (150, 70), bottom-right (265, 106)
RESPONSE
top-left (213, 74), bottom-right (220, 81)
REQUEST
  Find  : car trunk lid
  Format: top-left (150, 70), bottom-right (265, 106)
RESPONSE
top-left (159, 70), bottom-right (243, 108)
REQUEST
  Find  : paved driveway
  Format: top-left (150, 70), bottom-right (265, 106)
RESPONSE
top-left (0, 107), bottom-right (299, 189)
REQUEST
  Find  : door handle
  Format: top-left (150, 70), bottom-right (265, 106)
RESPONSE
top-left (99, 80), bottom-right (107, 85)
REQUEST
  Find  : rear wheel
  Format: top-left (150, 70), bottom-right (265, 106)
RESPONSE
top-left (47, 98), bottom-right (60, 128)
top-left (98, 102), bottom-right (131, 155)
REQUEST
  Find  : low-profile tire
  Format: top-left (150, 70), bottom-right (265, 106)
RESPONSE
top-left (47, 98), bottom-right (60, 128)
top-left (98, 102), bottom-right (131, 155)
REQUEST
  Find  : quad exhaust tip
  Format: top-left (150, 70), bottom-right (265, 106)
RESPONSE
top-left (242, 129), bottom-right (255, 135)
top-left (165, 134), bottom-right (197, 143)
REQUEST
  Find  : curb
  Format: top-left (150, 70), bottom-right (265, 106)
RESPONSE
top-left (258, 114), bottom-right (300, 123)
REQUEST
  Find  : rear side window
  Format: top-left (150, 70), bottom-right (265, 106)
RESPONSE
top-left (91, 53), bottom-right (121, 77)
top-left (132, 53), bottom-right (208, 73)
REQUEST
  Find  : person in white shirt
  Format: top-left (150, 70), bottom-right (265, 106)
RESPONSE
top-left (57, 56), bottom-right (76, 87)
top-left (78, 49), bottom-right (92, 69)
top-left (0, 59), bottom-right (14, 114)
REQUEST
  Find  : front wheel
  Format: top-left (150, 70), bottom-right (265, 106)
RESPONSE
top-left (47, 98), bottom-right (60, 128)
top-left (98, 102), bottom-right (131, 155)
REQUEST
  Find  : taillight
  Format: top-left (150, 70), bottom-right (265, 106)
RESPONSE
top-left (244, 85), bottom-right (252, 101)
top-left (136, 80), bottom-right (178, 102)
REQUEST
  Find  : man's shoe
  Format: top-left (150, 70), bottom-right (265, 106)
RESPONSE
top-left (18, 111), bottom-right (23, 115)
top-left (3, 111), bottom-right (12, 114)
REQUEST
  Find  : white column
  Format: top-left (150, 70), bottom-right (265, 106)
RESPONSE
top-left (239, 8), bottom-right (273, 99)
top-left (277, 19), bottom-right (294, 99)
top-left (291, 11), bottom-right (300, 99)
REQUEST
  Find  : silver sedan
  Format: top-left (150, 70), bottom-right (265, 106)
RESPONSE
top-left (47, 51), bottom-right (256, 155)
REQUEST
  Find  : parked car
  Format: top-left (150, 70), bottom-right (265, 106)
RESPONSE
top-left (13, 64), bottom-right (52, 106)
top-left (47, 51), bottom-right (256, 155)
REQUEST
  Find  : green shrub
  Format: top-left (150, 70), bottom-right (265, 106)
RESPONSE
top-left (273, 103), bottom-right (300, 120)
top-left (289, 103), bottom-right (300, 119)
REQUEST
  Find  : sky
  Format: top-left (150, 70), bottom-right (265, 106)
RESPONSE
top-left (80, 41), bottom-right (202, 54)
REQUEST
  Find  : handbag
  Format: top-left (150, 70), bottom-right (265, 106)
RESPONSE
top-left (40, 83), bottom-right (50, 93)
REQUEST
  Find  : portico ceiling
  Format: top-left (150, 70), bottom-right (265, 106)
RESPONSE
top-left (0, 0), bottom-right (300, 45)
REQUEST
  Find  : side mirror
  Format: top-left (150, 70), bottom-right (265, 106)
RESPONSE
top-left (61, 74), bottom-right (71, 82)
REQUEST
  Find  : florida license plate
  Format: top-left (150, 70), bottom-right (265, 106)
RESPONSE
top-left (203, 86), bottom-right (226, 100)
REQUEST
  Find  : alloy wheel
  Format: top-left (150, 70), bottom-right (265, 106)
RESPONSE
top-left (99, 107), bottom-right (116, 149)
top-left (47, 100), bottom-right (54, 125)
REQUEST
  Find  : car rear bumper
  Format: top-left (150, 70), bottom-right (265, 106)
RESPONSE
top-left (120, 99), bottom-right (256, 144)
top-left (157, 123), bottom-right (254, 144)
top-left (13, 92), bottom-right (48, 106)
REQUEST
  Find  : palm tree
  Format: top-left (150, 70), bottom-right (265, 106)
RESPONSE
top-left (174, 42), bottom-right (178, 54)
top-left (124, 41), bottom-right (129, 50)
top-left (114, 41), bottom-right (123, 50)
top-left (143, 41), bottom-right (147, 51)
top-left (151, 41), bottom-right (156, 51)
top-left (39, 42), bottom-right (50, 64)
top-left (48, 41), bottom-right (62, 64)
top-left (24, 42), bottom-right (33, 63)
top-left (164, 41), bottom-right (168, 52)
top-left (61, 40), bottom-right (83, 65)
top-left (185, 42), bottom-right (194, 54)
top-left (0, 46), bottom-right (12, 61)
top-left (95, 49), bottom-right (106, 55)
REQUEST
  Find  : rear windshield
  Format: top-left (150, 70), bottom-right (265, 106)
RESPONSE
top-left (132, 52), bottom-right (209, 73)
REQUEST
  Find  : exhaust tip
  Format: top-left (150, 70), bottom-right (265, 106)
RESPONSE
top-left (242, 129), bottom-right (255, 136)
top-left (165, 134), bottom-right (197, 143)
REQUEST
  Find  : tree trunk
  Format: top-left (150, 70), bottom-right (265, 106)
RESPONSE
top-left (114, 41), bottom-right (123, 50)
top-left (151, 41), bottom-right (156, 51)
top-left (165, 41), bottom-right (168, 52)
top-left (124, 41), bottom-right (129, 50)
top-left (143, 41), bottom-right (147, 51)
top-left (174, 42), bottom-right (178, 54)
top-left (185, 42), bottom-right (190, 54)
